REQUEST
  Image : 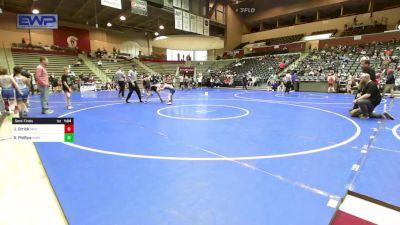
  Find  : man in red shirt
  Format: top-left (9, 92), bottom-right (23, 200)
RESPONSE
top-left (279, 61), bottom-right (285, 71)
top-left (35, 56), bottom-right (53, 114)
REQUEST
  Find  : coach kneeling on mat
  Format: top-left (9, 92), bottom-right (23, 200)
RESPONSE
top-left (350, 73), bottom-right (394, 120)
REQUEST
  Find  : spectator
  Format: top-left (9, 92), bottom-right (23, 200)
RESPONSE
top-left (382, 69), bottom-right (395, 98)
top-left (97, 59), bottom-right (103, 67)
top-left (35, 56), bottom-right (53, 114)
top-left (361, 59), bottom-right (376, 83)
top-left (351, 73), bottom-right (394, 120)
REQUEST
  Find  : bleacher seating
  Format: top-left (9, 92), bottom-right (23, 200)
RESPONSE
top-left (12, 51), bottom-right (94, 81)
top-left (311, 29), bottom-right (338, 36)
top-left (233, 42), bottom-right (249, 50)
top-left (223, 54), bottom-right (300, 83)
top-left (141, 61), bottom-right (185, 75)
top-left (341, 24), bottom-right (387, 37)
top-left (294, 40), bottom-right (400, 82)
top-left (90, 58), bottom-right (147, 80)
top-left (254, 34), bottom-right (304, 45)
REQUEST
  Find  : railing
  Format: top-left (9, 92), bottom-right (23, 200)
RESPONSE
top-left (133, 58), bottom-right (156, 74)
top-left (0, 43), bottom-right (15, 73)
top-left (79, 54), bottom-right (109, 83)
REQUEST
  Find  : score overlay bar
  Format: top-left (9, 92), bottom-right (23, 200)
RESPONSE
top-left (12, 118), bottom-right (74, 142)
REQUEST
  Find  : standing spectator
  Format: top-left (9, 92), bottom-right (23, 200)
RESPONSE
top-left (35, 57), bottom-right (53, 114)
top-left (291, 70), bottom-right (299, 92)
top-left (279, 61), bottom-right (286, 71)
top-left (242, 75), bottom-right (248, 90)
top-left (382, 69), bottom-right (395, 98)
top-left (197, 75), bottom-right (203, 88)
top-left (361, 59), bottom-right (376, 82)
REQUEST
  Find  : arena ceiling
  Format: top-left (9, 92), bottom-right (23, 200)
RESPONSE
top-left (2, 0), bottom-right (399, 36)
top-left (0, 0), bottom-right (225, 37)
top-left (233, 0), bottom-right (400, 31)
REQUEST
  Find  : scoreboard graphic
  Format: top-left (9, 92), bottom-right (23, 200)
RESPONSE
top-left (12, 118), bottom-right (74, 142)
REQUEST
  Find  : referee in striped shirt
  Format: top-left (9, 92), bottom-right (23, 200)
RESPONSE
top-left (126, 65), bottom-right (143, 103)
top-left (114, 67), bottom-right (126, 98)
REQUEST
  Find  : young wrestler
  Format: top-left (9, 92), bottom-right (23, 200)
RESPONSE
top-left (159, 82), bottom-right (176, 105)
top-left (13, 66), bottom-right (31, 117)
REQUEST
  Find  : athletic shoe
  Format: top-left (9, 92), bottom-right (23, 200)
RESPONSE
top-left (144, 101), bottom-right (148, 104)
top-left (67, 106), bottom-right (73, 110)
top-left (383, 112), bottom-right (395, 120)
top-left (126, 100), bottom-right (131, 103)
top-left (42, 109), bottom-right (54, 114)
top-left (359, 115), bottom-right (369, 120)
top-left (167, 102), bottom-right (172, 105)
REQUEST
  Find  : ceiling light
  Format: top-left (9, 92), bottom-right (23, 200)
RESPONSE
top-left (154, 32), bottom-right (159, 36)
top-left (159, 25), bottom-right (164, 30)
top-left (32, 9), bottom-right (39, 14)
top-left (120, 15), bottom-right (126, 21)
top-left (154, 36), bottom-right (168, 41)
top-left (107, 22), bottom-right (112, 27)
top-left (0, 8), bottom-right (3, 14)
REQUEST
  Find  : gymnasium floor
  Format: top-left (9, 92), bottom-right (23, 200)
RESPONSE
top-left (28, 89), bottom-right (399, 225)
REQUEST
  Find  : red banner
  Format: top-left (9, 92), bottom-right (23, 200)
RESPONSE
top-left (53, 26), bottom-right (91, 53)
top-left (179, 67), bottom-right (194, 74)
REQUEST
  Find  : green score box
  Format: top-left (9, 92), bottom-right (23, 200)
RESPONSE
top-left (64, 133), bottom-right (74, 143)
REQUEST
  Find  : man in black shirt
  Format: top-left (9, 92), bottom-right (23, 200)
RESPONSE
top-left (352, 73), bottom-right (394, 120)
top-left (361, 59), bottom-right (376, 82)
top-left (351, 59), bottom-right (377, 111)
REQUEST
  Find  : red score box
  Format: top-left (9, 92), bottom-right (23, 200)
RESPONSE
top-left (64, 124), bottom-right (74, 133)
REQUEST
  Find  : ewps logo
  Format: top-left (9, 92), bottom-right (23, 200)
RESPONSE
top-left (17, 14), bottom-right (58, 29)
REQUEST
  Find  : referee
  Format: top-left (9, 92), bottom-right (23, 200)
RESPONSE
top-left (114, 67), bottom-right (126, 98)
top-left (126, 65), bottom-right (143, 103)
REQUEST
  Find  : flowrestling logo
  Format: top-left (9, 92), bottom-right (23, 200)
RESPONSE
top-left (17, 14), bottom-right (58, 29)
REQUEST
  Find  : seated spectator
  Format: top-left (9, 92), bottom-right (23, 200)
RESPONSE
top-left (97, 60), bottom-right (103, 67)
top-left (74, 58), bottom-right (82, 67)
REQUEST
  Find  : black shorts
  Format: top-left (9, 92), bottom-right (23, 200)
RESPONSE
top-left (151, 86), bottom-right (158, 92)
top-left (62, 85), bottom-right (71, 92)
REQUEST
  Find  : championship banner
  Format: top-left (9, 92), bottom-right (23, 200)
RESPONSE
top-left (164, 0), bottom-right (173, 8)
top-left (182, 11), bottom-right (190, 32)
top-left (53, 26), bottom-right (91, 52)
top-left (101, 0), bottom-right (122, 9)
top-left (173, 0), bottom-right (181, 8)
top-left (203, 18), bottom-right (210, 36)
top-left (189, 14), bottom-right (197, 33)
top-left (181, 0), bottom-right (189, 11)
top-left (179, 67), bottom-right (194, 74)
top-left (174, 9), bottom-right (183, 30)
top-left (196, 16), bottom-right (203, 34)
top-left (131, 0), bottom-right (148, 16)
